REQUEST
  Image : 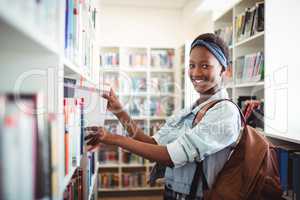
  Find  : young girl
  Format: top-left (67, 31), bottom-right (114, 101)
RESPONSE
top-left (85, 33), bottom-right (241, 199)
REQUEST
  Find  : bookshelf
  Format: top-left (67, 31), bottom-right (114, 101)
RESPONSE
top-left (0, 1), bottom-right (105, 200)
top-left (213, 0), bottom-right (265, 131)
top-left (98, 46), bottom-right (179, 195)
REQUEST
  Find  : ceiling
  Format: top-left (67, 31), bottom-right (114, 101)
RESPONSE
top-left (99, 0), bottom-right (192, 9)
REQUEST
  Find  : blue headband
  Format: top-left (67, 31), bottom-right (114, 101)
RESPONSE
top-left (190, 39), bottom-right (228, 69)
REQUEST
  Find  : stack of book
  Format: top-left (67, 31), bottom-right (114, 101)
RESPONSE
top-left (99, 173), bottom-right (119, 189)
top-left (100, 52), bottom-right (119, 67)
top-left (151, 49), bottom-right (175, 68)
top-left (215, 26), bottom-right (233, 46)
top-left (235, 2), bottom-right (264, 42)
top-left (122, 172), bottom-right (147, 188)
top-left (98, 148), bottom-right (119, 164)
top-left (235, 51), bottom-right (264, 83)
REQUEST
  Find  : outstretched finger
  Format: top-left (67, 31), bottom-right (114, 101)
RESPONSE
top-left (84, 126), bottom-right (99, 132)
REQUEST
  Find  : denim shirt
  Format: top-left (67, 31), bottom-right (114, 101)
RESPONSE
top-left (152, 89), bottom-right (241, 197)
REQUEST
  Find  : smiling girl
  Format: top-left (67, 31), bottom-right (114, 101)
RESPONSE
top-left (85, 33), bottom-right (241, 199)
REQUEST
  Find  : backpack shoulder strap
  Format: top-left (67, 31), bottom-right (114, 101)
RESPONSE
top-left (189, 99), bottom-right (246, 199)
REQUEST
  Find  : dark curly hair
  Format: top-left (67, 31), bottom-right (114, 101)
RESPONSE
top-left (190, 33), bottom-right (230, 68)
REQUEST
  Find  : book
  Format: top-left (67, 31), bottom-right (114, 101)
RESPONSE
top-left (0, 94), bottom-right (38, 200)
top-left (100, 52), bottom-right (119, 67)
top-left (235, 2), bottom-right (264, 42)
top-left (122, 172), bottom-right (147, 188)
top-left (150, 74), bottom-right (174, 93)
top-left (235, 52), bottom-right (264, 83)
top-left (63, 168), bottom-right (84, 200)
top-left (99, 173), bottom-right (119, 188)
top-left (151, 49), bottom-right (175, 68)
top-left (150, 97), bottom-right (174, 117)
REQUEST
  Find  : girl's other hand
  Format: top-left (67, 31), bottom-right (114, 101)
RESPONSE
top-left (84, 126), bottom-right (115, 151)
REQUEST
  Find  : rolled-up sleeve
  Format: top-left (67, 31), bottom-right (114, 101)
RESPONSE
top-left (166, 102), bottom-right (241, 168)
top-left (152, 117), bottom-right (180, 145)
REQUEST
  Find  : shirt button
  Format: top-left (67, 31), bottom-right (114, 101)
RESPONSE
top-left (167, 183), bottom-right (172, 189)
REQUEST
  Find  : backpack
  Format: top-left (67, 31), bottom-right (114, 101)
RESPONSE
top-left (189, 99), bottom-right (283, 200)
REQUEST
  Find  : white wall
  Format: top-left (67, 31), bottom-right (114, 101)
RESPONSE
top-left (97, 1), bottom-right (214, 47)
top-left (97, 5), bottom-right (184, 47)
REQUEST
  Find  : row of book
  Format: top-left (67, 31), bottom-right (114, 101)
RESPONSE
top-left (99, 149), bottom-right (119, 164)
top-left (235, 2), bottom-right (264, 42)
top-left (277, 147), bottom-right (300, 196)
top-left (150, 74), bottom-right (174, 93)
top-left (215, 26), bottom-right (233, 46)
top-left (64, 98), bottom-right (84, 175)
top-left (150, 49), bottom-right (175, 68)
top-left (122, 150), bottom-right (145, 164)
top-left (127, 97), bottom-right (148, 116)
top-left (150, 97), bottom-right (174, 117)
top-left (0, 94), bottom-right (56, 200)
top-left (100, 52), bottom-right (119, 67)
top-left (63, 168), bottom-right (84, 200)
top-left (65, 0), bottom-right (97, 76)
top-left (124, 53), bottom-right (148, 67)
top-left (235, 51), bottom-right (264, 83)
top-left (99, 173), bottom-right (119, 188)
top-left (120, 76), bottom-right (147, 93)
top-left (122, 172), bottom-right (147, 188)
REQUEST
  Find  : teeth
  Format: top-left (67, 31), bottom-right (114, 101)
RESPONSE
top-left (194, 80), bottom-right (203, 83)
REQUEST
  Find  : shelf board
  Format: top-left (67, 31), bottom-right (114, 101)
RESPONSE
top-left (149, 93), bottom-right (176, 97)
top-left (99, 66), bottom-right (120, 71)
top-left (264, 133), bottom-right (300, 144)
top-left (120, 163), bottom-right (146, 168)
top-left (63, 58), bottom-right (97, 85)
top-left (99, 186), bottom-right (164, 192)
top-left (150, 68), bottom-right (174, 73)
top-left (99, 163), bottom-right (120, 168)
top-left (0, 5), bottom-right (59, 54)
top-left (120, 67), bottom-right (148, 72)
top-left (235, 31), bottom-right (264, 48)
top-left (118, 92), bottom-right (148, 97)
top-left (235, 81), bottom-right (264, 88)
top-left (149, 116), bottom-right (168, 120)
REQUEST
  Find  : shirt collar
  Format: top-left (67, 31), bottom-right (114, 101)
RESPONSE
top-left (189, 89), bottom-right (229, 116)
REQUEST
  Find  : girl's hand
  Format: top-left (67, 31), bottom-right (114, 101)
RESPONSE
top-left (102, 89), bottom-right (123, 115)
top-left (84, 126), bottom-right (115, 151)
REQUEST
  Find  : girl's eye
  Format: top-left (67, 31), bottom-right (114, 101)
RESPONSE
top-left (201, 64), bottom-right (209, 69)
top-left (189, 64), bottom-right (195, 69)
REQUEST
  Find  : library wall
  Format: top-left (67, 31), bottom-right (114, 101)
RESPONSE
top-left (97, 5), bottom-right (184, 47)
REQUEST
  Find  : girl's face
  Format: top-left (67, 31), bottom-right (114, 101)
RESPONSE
top-left (189, 46), bottom-right (223, 95)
